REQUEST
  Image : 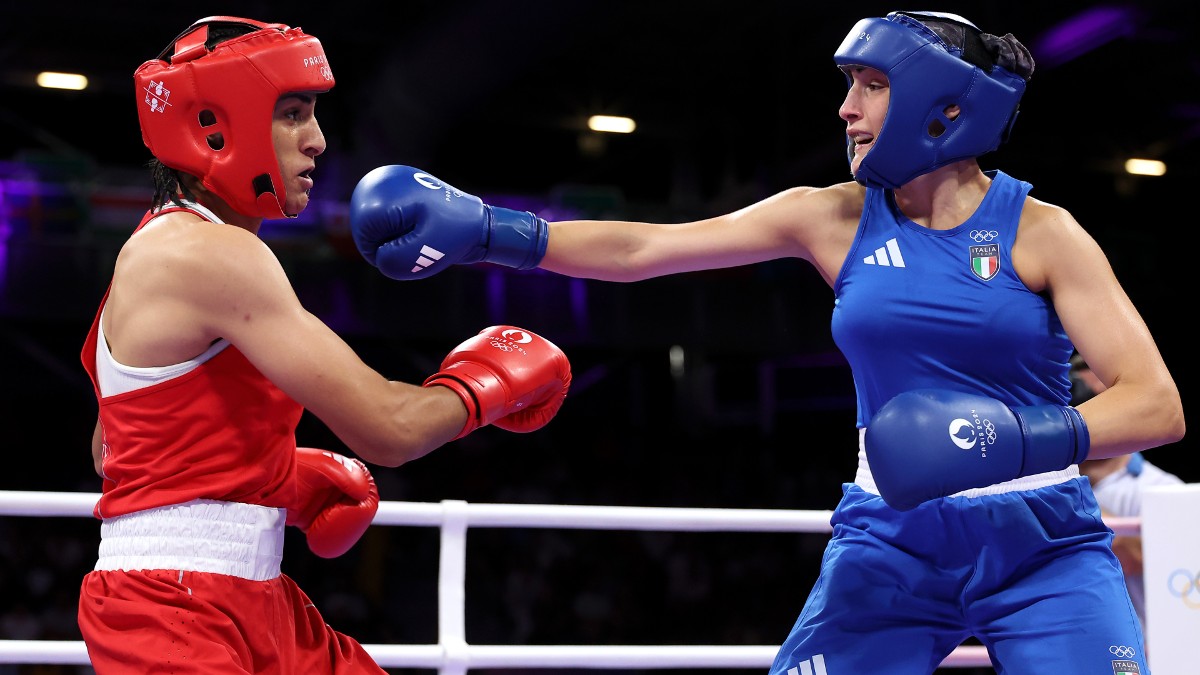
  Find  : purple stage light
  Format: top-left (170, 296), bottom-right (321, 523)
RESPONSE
top-left (1032, 5), bottom-right (1142, 69)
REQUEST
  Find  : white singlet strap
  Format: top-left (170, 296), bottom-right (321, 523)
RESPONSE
top-left (95, 499), bottom-right (285, 581)
top-left (853, 427), bottom-right (1079, 498)
top-left (95, 311), bottom-right (230, 397)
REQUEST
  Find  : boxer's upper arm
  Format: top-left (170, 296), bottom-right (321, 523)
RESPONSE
top-left (182, 225), bottom-right (456, 465)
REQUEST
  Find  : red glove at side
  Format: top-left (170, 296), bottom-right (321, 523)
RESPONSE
top-left (286, 448), bottom-right (380, 559)
top-left (424, 325), bottom-right (572, 439)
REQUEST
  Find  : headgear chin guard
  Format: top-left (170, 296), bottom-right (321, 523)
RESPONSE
top-left (134, 16), bottom-right (335, 219)
top-left (834, 11), bottom-right (1033, 189)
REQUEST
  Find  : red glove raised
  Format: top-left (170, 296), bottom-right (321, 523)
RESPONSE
top-left (424, 325), bottom-right (572, 438)
top-left (286, 448), bottom-right (380, 558)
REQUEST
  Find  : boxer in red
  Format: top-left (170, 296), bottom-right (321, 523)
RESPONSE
top-left (77, 16), bottom-right (572, 674)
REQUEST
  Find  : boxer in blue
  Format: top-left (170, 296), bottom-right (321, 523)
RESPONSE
top-left (347, 10), bottom-right (1185, 674)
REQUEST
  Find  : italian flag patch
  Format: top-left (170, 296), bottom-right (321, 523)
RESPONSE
top-left (970, 243), bottom-right (1000, 281)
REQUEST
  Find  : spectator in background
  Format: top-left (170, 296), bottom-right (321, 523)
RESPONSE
top-left (1071, 352), bottom-right (1184, 634)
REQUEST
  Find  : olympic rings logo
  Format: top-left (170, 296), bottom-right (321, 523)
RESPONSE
top-left (1109, 645), bottom-right (1136, 658)
top-left (981, 419), bottom-right (996, 444)
top-left (488, 338), bottom-right (515, 352)
top-left (1167, 569), bottom-right (1200, 609)
top-left (969, 230), bottom-right (999, 242)
top-left (486, 330), bottom-right (533, 355)
top-left (947, 416), bottom-right (997, 452)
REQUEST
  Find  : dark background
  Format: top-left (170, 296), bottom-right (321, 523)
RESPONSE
top-left (0, 1), bottom-right (1194, 674)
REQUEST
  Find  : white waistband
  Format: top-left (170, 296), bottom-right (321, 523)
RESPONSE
top-left (853, 428), bottom-right (1079, 499)
top-left (96, 499), bottom-right (285, 581)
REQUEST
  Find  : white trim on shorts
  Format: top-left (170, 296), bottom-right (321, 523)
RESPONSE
top-left (853, 427), bottom-right (1079, 498)
top-left (95, 499), bottom-right (285, 581)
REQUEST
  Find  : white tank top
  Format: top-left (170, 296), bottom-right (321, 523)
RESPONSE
top-left (95, 315), bottom-right (230, 397)
top-left (94, 200), bottom-right (231, 397)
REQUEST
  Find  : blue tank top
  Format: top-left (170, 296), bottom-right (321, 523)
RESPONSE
top-left (831, 170), bottom-right (1075, 428)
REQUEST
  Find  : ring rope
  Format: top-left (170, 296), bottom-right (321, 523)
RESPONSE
top-left (0, 490), bottom-right (1140, 669)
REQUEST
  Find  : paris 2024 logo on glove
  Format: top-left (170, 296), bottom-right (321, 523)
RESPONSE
top-left (947, 412), bottom-right (997, 458)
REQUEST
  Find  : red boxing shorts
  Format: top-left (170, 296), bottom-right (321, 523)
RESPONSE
top-left (79, 569), bottom-right (385, 674)
top-left (77, 500), bottom-right (385, 674)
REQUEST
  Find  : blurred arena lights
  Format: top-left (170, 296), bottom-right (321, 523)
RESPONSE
top-left (36, 71), bottom-right (88, 91)
top-left (587, 115), bottom-right (637, 134)
top-left (1124, 158), bottom-right (1166, 176)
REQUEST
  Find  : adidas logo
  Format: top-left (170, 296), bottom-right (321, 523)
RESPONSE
top-left (411, 245), bottom-right (445, 274)
top-left (863, 237), bottom-right (905, 267)
top-left (786, 654), bottom-right (828, 675)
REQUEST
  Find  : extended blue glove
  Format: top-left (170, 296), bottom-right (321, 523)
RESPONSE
top-left (865, 389), bottom-right (1090, 511)
top-left (350, 165), bottom-right (548, 280)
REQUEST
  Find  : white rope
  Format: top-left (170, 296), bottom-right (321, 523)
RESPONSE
top-left (0, 641), bottom-right (90, 665)
top-left (0, 641), bottom-right (994, 669)
top-left (0, 490), bottom-right (1141, 669)
top-left (0, 490), bottom-right (99, 517)
top-left (0, 490), bottom-right (1139, 534)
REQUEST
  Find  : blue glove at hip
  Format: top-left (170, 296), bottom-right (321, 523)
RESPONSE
top-left (865, 388), bottom-right (1090, 511)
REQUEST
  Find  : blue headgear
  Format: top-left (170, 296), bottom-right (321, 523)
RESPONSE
top-left (834, 11), bottom-right (1033, 189)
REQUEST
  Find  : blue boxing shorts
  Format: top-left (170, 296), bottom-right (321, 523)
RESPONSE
top-left (769, 478), bottom-right (1148, 675)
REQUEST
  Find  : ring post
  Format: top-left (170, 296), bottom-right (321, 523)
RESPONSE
top-left (1141, 483), bottom-right (1200, 674)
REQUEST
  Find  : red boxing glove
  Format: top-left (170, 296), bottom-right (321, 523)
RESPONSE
top-left (424, 325), bottom-right (572, 438)
top-left (286, 448), bottom-right (380, 558)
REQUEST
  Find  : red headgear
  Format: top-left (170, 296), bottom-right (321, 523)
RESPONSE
top-left (134, 16), bottom-right (335, 219)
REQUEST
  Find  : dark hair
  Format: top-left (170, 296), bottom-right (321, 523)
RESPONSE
top-left (149, 160), bottom-right (194, 210)
top-left (146, 20), bottom-right (261, 210)
top-left (913, 14), bottom-right (1035, 80)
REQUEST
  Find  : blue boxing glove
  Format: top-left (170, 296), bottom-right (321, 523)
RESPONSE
top-left (350, 165), bottom-right (548, 280)
top-left (865, 389), bottom-right (1090, 511)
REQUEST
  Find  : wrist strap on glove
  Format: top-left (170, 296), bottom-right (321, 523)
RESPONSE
top-left (484, 206), bottom-right (548, 270)
top-left (1014, 404), bottom-right (1091, 476)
